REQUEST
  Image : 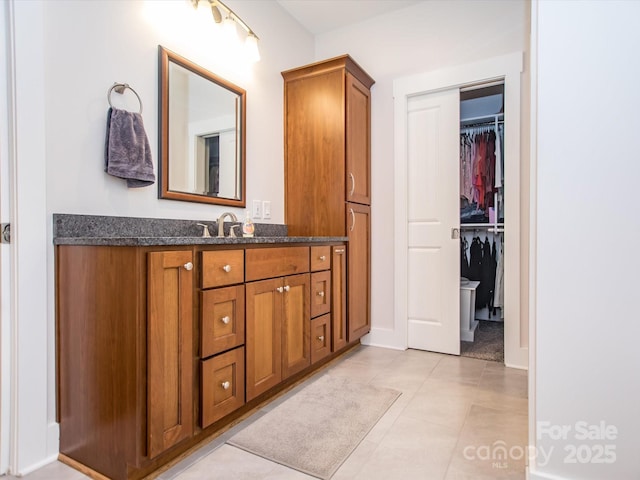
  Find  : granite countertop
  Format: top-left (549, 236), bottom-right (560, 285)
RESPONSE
top-left (52, 214), bottom-right (347, 246)
top-left (53, 235), bottom-right (348, 246)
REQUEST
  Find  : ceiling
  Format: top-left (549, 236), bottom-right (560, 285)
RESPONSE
top-left (275, 0), bottom-right (424, 35)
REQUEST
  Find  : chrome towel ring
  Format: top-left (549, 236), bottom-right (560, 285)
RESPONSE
top-left (107, 82), bottom-right (143, 114)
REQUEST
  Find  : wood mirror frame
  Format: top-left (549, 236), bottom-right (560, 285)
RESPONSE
top-left (158, 46), bottom-right (246, 206)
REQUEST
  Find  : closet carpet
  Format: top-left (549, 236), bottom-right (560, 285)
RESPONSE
top-left (461, 320), bottom-right (504, 363)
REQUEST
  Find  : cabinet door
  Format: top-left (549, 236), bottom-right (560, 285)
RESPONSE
top-left (201, 285), bottom-right (245, 358)
top-left (246, 278), bottom-right (283, 401)
top-left (311, 270), bottom-right (331, 318)
top-left (282, 273), bottom-right (311, 379)
top-left (310, 246), bottom-right (331, 272)
top-left (346, 73), bottom-right (371, 205)
top-left (346, 204), bottom-right (371, 341)
top-left (284, 69), bottom-right (346, 236)
top-left (201, 347), bottom-right (245, 428)
top-left (311, 314), bottom-right (331, 364)
top-left (147, 251), bottom-right (194, 459)
top-left (331, 246), bottom-right (348, 351)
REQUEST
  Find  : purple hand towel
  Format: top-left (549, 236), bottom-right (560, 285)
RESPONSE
top-left (105, 107), bottom-right (155, 187)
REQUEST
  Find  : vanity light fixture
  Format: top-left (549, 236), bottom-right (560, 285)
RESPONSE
top-left (190, 0), bottom-right (261, 63)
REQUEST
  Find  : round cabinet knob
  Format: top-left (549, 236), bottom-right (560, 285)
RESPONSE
top-left (221, 381), bottom-right (230, 390)
top-left (317, 291), bottom-right (325, 297)
top-left (319, 255), bottom-right (326, 261)
top-left (222, 264), bottom-right (231, 273)
top-left (183, 262), bottom-right (193, 271)
top-left (276, 286), bottom-right (284, 293)
top-left (221, 316), bottom-right (230, 325)
top-left (317, 335), bottom-right (325, 342)
top-left (283, 285), bottom-right (290, 292)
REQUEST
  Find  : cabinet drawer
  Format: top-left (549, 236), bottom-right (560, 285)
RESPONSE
top-left (311, 314), bottom-right (331, 364)
top-left (245, 247), bottom-right (309, 281)
top-left (201, 347), bottom-right (245, 428)
top-left (202, 250), bottom-right (244, 288)
top-left (310, 246), bottom-right (331, 271)
top-left (311, 271), bottom-right (331, 318)
top-left (201, 285), bottom-right (245, 358)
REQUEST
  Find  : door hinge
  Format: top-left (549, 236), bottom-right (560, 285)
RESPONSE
top-left (1, 223), bottom-right (10, 244)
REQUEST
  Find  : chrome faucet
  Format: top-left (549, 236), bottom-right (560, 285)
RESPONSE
top-left (216, 212), bottom-right (238, 237)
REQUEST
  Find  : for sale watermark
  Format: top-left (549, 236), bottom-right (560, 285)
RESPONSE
top-left (462, 421), bottom-right (618, 469)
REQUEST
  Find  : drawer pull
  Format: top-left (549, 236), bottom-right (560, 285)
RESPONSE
top-left (221, 316), bottom-right (230, 325)
top-left (334, 248), bottom-right (345, 254)
top-left (183, 262), bottom-right (193, 271)
top-left (317, 291), bottom-right (325, 297)
top-left (319, 255), bottom-right (326, 261)
top-left (283, 285), bottom-right (290, 292)
top-left (222, 264), bottom-right (231, 273)
top-left (221, 381), bottom-right (230, 390)
top-left (276, 286), bottom-right (284, 293)
top-left (317, 335), bottom-right (325, 342)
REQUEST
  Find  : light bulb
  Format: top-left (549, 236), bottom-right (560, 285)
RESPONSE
top-left (245, 33), bottom-right (260, 63)
top-left (222, 16), bottom-right (238, 43)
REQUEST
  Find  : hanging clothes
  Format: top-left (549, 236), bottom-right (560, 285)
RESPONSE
top-left (460, 125), bottom-right (500, 223)
top-left (494, 235), bottom-right (504, 310)
top-left (494, 125), bottom-right (502, 189)
top-left (468, 237), bottom-right (483, 281)
top-left (461, 237), bottom-right (470, 279)
top-left (476, 236), bottom-right (496, 309)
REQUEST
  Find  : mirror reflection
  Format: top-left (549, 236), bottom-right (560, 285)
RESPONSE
top-left (159, 46), bottom-right (246, 206)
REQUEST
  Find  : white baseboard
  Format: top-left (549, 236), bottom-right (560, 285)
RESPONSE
top-left (47, 421), bottom-right (59, 460)
top-left (11, 453), bottom-right (58, 477)
top-left (360, 327), bottom-right (407, 350)
top-left (11, 423), bottom-right (59, 477)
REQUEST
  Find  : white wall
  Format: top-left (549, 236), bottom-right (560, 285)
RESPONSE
top-left (531, 1), bottom-right (640, 478)
top-left (314, 0), bottom-right (529, 347)
top-left (8, 0), bottom-right (314, 474)
top-left (44, 0), bottom-right (312, 222)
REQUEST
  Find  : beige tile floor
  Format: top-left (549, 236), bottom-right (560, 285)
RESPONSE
top-left (12, 346), bottom-right (528, 480)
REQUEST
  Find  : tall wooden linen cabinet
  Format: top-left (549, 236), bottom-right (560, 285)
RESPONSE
top-left (282, 55), bottom-right (374, 343)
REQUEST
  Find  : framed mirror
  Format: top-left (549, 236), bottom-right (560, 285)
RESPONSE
top-left (159, 46), bottom-right (246, 206)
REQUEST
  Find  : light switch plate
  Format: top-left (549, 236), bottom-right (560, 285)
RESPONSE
top-left (252, 200), bottom-right (262, 219)
top-left (262, 200), bottom-right (271, 219)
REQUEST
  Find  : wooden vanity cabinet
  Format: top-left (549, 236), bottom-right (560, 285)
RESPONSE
top-left (57, 241), bottom-right (346, 480)
top-left (57, 246), bottom-right (194, 480)
top-left (283, 55), bottom-right (374, 342)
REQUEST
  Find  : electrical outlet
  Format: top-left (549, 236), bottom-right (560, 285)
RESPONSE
top-left (262, 200), bottom-right (271, 220)
top-left (252, 199), bottom-right (262, 219)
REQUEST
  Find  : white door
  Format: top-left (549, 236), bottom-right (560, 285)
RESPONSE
top-left (406, 88), bottom-right (460, 354)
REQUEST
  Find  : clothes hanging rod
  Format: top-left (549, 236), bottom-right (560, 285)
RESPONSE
top-left (460, 223), bottom-right (504, 232)
top-left (461, 120), bottom-right (504, 130)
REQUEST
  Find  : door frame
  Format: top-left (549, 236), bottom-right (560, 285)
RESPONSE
top-left (392, 52), bottom-right (527, 369)
top-left (0, 1), bottom-right (12, 472)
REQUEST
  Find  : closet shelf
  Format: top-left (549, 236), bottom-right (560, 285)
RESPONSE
top-left (460, 112), bottom-right (503, 125)
top-left (461, 223), bottom-right (504, 229)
